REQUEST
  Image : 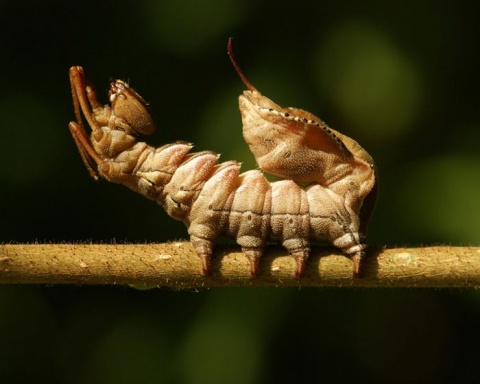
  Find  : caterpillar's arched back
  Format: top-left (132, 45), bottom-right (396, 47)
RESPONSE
top-left (68, 41), bottom-right (377, 277)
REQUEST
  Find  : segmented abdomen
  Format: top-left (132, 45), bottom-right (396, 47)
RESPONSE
top-left (99, 140), bottom-right (361, 276)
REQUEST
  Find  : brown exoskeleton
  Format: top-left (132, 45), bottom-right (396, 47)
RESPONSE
top-left (68, 40), bottom-right (377, 277)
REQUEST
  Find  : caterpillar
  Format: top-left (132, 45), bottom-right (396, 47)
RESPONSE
top-left (68, 40), bottom-right (377, 278)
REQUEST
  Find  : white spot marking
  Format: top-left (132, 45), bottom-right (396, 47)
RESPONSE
top-left (392, 252), bottom-right (416, 265)
top-left (156, 254), bottom-right (173, 260)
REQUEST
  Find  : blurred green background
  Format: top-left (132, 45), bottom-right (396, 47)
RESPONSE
top-left (1, 0), bottom-right (480, 382)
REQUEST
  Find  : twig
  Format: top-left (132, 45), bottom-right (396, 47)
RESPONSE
top-left (0, 243), bottom-right (479, 288)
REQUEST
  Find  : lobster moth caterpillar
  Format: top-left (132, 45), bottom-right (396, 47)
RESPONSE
top-left (68, 41), bottom-right (377, 278)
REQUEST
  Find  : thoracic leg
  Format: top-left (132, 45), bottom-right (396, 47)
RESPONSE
top-left (68, 66), bottom-right (104, 179)
top-left (68, 121), bottom-right (102, 179)
top-left (69, 66), bottom-right (103, 130)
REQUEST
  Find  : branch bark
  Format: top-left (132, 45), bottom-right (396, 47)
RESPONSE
top-left (0, 243), bottom-right (479, 288)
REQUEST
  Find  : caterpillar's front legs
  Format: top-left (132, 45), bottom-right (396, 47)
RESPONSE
top-left (68, 121), bottom-right (103, 179)
top-left (68, 66), bottom-right (157, 183)
top-left (69, 66), bottom-right (105, 179)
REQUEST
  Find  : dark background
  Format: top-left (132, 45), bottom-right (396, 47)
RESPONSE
top-left (1, 1), bottom-right (480, 382)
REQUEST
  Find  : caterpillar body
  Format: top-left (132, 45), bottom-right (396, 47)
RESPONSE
top-left (68, 41), bottom-right (377, 277)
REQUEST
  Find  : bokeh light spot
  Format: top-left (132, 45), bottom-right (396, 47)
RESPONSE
top-left (314, 21), bottom-right (423, 145)
top-left (0, 94), bottom-right (64, 185)
top-left (142, 0), bottom-right (247, 54)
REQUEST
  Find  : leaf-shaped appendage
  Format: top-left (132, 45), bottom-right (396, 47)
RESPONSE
top-left (68, 41), bottom-right (377, 278)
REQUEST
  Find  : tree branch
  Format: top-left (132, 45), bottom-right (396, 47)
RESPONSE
top-left (0, 243), bottom-right (479, 288)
